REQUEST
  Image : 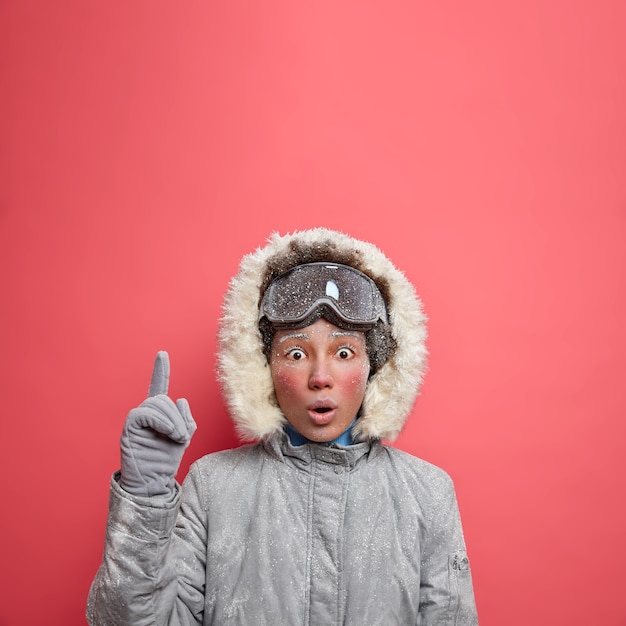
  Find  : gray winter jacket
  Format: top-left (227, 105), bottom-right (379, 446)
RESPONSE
top-left (87, 228), bottom-right (478, 624)
top-left (87, 433), bottom-right (477, 625)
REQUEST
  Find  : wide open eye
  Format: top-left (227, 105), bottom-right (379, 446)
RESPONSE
top-left (287, 348), bottom-right (306, 361)
top-left (337, 347), bottom-right (354, 360)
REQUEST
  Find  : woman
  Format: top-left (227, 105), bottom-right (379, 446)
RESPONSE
top-left (87, 227), bottom-right (478, 625)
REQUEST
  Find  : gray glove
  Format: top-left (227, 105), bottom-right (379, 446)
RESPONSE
top-left (120, 351), bottom-right (197, 497)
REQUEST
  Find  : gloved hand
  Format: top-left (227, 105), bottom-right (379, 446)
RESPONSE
top-left (120, 351), bottom-right (197, 497)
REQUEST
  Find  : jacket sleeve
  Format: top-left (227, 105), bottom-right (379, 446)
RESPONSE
top-left (417, 473), bottom-right (478, 626)
top-left (86, 467), bottom-right (208, 626)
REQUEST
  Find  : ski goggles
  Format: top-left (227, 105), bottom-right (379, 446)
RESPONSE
top-left (259, 262), bottom-right (388, 329)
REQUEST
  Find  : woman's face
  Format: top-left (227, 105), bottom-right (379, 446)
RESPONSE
top-left (269, 318), bottom-right (370, 442)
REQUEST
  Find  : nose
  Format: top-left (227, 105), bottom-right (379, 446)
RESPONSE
top-left (308, 358), bottom-right (333, 390)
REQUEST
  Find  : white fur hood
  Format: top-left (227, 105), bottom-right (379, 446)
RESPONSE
top-left (217, 228), bottom-right (428, 442)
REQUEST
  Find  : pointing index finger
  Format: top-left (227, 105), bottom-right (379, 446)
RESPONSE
top-left (148, 351), bottom-right (170, 397)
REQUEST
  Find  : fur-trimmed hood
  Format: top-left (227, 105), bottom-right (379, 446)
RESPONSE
top-left (217, 228), bottom-right (428, 442)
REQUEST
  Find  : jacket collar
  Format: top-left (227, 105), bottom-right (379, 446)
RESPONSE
top-left (263, 431), bottom-right (382, 470)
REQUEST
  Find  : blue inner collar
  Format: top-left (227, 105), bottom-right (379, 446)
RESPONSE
top-left (286, 417), bottom-right (357, 447)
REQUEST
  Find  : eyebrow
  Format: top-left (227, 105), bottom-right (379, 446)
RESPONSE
top-left (276, 332), bottom-right (310, 344)
top-left (275, 329), bottom-right (363, 344)
top-left (330, 330), bottom-right (362, 339)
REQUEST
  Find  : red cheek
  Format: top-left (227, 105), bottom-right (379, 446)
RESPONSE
top-left (338, 372), bottom-right (368, 394)
top-left (273, 368), bottom-right (299, 394)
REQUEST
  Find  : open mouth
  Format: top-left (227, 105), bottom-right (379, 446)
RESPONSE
top-left (308, 402), bottom-right (337, 425)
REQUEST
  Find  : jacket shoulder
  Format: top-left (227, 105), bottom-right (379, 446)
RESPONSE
top-left (189, 443), bottom-right (262, 475)
top-left (379, 445), bottom-right (456, 493)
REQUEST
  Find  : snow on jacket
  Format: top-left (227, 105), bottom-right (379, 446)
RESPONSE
top-left (86, 228), bottom-right (478, 625)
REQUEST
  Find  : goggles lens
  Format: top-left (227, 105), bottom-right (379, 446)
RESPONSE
top-left (259, 262), bottom-right (388, 328)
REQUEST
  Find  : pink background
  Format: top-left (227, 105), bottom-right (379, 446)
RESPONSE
top-left (2, 2), bottom-right (625, 624)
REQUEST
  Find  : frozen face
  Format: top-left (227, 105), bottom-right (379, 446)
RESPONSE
top-left (269, 318), bottom-right (370, 442)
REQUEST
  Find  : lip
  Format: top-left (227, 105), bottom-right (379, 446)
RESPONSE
top-left (307, 408), bottom-right (337, 425)
top-left (307, 399), bottom-right (338, 426)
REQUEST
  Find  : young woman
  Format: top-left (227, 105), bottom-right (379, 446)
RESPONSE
top-left (87, 227), bottom-right (478, 625)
